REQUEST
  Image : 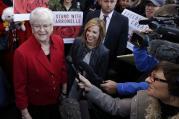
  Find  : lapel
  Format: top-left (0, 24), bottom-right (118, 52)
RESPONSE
top-left (31, 36), bottom-right (54, 74)
top-left (106, 11), bottom-right (116, 36)
top-left (36, 50), bottom-right (54, 74)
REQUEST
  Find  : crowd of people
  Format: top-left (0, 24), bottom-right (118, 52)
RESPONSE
top-left (0, 0), bottom-right (179, 119)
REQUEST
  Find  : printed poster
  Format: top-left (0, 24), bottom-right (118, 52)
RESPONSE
top-left (122, 9), bottom-right (149, 51)
top-left (13, 0), bottom-right (83, 43)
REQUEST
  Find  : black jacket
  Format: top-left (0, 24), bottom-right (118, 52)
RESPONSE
top-left (70, 39), bottom-right (109, 86)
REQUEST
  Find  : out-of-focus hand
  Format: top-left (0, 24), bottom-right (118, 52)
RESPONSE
top-left (21, 108), bottom-right (32, 119)
top-left (76, 73), bottom-right (93, 92)
top-left (100, 80), bottom-right (117, 94)
top-left (145, 77), bottom-right (150, 82)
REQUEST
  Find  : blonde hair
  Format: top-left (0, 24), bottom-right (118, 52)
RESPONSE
top-left (82, 18), bottom-right (106, 47)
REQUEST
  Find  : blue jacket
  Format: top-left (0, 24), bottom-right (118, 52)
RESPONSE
top-left (116, 47), bottom-right (158, 96)
top-left (117, 82), bottom-right (149, 96)
top-left (133, 46), bottom-right (158, 72)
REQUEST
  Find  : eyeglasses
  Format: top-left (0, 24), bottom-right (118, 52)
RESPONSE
top-left (149, 73), bottom-right (168, 83)
top-left (32, 24), bottom-right (52, 31)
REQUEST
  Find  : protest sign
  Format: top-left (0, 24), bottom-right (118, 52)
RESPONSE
top-left (122, 9), bottom-right (149, 51)
top-left (122, 9), bottom-right (149, 38)
top-left (13, 0), bottom-right (83, 43)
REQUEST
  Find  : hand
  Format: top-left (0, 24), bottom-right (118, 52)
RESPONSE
top-left (100, 80), bottom-right (117, 94)
top-left (21, 108), bottom-right (32, 119)
top-left (76, 73), bottom-right (93, 92)
top-left (62, 83), bottom-right (67, 95)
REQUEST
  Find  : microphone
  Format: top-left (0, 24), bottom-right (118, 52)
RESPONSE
top-left (139, 18), bottom-right (157, 25)
top-left (79, 61), bottom-right (103, 87)
top-left (139, 19), bottom-right (152, 25)
top-left (66, 56), bottom-right (79, 80)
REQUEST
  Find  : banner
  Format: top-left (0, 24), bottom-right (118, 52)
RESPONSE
top-left (122, 9), bottom-right (149, 39)
top-left (13, 0), bottom-right (83, 43)
top-left (122, 9), bottom-right (149, 51)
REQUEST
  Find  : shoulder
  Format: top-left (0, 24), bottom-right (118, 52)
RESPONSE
top-left (98, 45), bottom-right (109, 53)
top-left (130, 90), bottom-right (152, 119)
top-left (86, 10), bottom-right (100, 19)
top-left (95, 45), bottom-right (109, 57)
top-left (14, 36), bottom-right (37, 58)
top-left (51, 34), bottom-right (64, 45)
top-left (113, 11), bottom-right (128, 22)
top-left (16, 36), bottom-right (34, 52)
top-left (88, 10), bottom-right (100, 15)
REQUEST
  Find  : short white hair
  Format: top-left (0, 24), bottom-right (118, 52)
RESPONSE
top-left (30, 7), bottom-right (54, 25)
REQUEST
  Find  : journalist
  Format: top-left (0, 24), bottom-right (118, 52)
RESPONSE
top-left (77, 61), bottom-right (179, 119)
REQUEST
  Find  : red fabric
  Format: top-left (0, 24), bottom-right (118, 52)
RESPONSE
top-left (0, 0), bottom-right (32, 82)
top-left (0, 0), bottom-right (7, 33)
top-left (54, 26), bottom-right (81, 38)
top-left (17, 21), bottom-right (32, 45)
top-left (14, 0), bottom-right (49, 14)
top-left (13, 34), bottom-right (67, 109)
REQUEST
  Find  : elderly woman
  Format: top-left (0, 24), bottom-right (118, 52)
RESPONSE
top-left (78, 61), bottom-right (179, 119)
top-left (13, 7), bottom-right (67, 119)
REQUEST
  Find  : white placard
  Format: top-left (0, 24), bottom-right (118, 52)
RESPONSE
top-left (14, 11), bottom-right (83, 26)
top-left (122, 9), bottom-right (149, 38)
top-left (53, 11), bottom-right (83, 26)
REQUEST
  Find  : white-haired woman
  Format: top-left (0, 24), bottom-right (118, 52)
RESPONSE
top-left (13, 7), bottom-right (67, 119)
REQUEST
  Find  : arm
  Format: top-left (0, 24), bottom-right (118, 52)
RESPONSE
top-left (77, 74), bottom-right (131, 117)
top-left (87, 86), bottom-right (131, 117)
top-left (116, 82), bottom-right (149, 96)
top-left (13, 50), bottom-right (32, 119)
top-left (133, 46), bottom-right (158, 72)
top-left (13, 50), bottom-right (28, 109)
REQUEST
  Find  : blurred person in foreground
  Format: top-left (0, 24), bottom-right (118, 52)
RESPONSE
top-left (13, 7), bottom-right (67, 119)
top-left (77, 61), bottom-right (179, 119)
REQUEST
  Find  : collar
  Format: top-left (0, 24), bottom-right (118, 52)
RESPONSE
top-left (145, 97), bottom-right (179, 119)
top-left (100, 10), bottom-right (114, 20)
top-left (31, 34), bottom-right (58, 50)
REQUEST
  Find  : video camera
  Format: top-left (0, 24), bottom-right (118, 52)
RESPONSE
top-left (130, 5), bottom-right (179, 48)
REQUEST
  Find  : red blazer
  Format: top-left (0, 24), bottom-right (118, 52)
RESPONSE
top-left (13, 34), bottom-right (67, 109)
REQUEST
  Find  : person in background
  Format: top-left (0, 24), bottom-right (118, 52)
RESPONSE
top-left (60, 0), bottom-right (79, 11)
top-left (0, 1), bottom-right (32, 117)
top-left (84, 0), bottom-right (129, 68)
top-left (115, 0), bottom-right (130, 13)
top-left (84, 0), bottom-right (129, 82)
top-left (145, 0), bottom-right (165, 18)
top-left (77, 61), bottom-right (179, 119)
top-left (13, 7), bottom-right (67, 119)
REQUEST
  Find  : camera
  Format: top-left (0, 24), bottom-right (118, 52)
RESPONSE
top-left (130, 16), bottom-right (179, 48)
top-left (130, 4), bottom-right (179, 48)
